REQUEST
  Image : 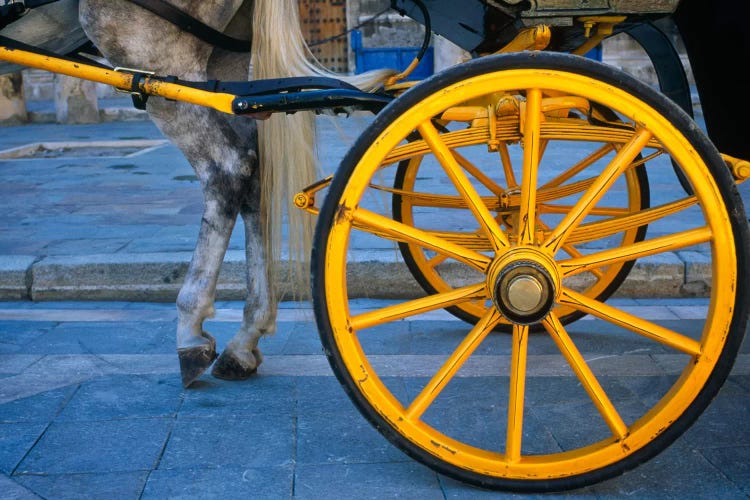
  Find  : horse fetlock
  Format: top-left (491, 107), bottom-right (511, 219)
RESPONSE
top-left (176, 296), bottom-right (216, 335)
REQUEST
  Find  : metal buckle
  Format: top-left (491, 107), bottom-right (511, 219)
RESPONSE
top-left (113, 66), bottom-right (155, 95)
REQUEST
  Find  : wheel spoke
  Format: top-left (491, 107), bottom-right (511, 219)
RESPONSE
top-left (377, 187), bottom-right (501, 210)
top-left (497, 142), bottom-right (518, 188)
top-left (351, 207), bottom-right (492, 272)
top-left (452, 150), bottom-right (506, 196)
top-left (417, 120), bottom-right (510, 251)
top-left (426, 253), bottom-right (448, 268)
top-left (559, 226), bottom-right (711, 277)
top-left (541, 144), bottom-right (615, 189)
top-left (506, 323), bottom-right (530, 462)
top-left (519, 89), bottom-right (543, 245)
top-left (543, 127), bottom-right (653, 255)
top-left (563, 196), bottom-right (698, 246)
top-left (350, 283), bottom-right (486, 330)
top-left (405, 308), bottom-right (502, 420)
top-left (559, 288), bottom-right (702, 355)
top-left (542, 313), bottom-right (628, 439)
top-left (536, 218), bottom-right (606, 280)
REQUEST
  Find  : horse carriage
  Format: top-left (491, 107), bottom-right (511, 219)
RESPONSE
top-left (1, 0), bottom-right (748, 492)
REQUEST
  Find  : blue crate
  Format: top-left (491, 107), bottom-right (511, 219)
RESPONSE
top-left (585, 45), bottom-right (603, 61)
top-left (351, 30), bottom-right (434, 80)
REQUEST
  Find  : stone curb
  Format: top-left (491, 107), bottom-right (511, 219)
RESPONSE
top-left (26, 106), bottom-right (148, 125)
top-left (0, 250), bottom-right (710, 302)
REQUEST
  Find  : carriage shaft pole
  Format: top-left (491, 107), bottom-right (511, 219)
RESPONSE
top-left (0, 45), bottom-right (236, 114)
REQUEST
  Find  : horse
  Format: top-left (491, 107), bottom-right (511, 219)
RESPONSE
top-left (0, 0), bottom-right (393, 387)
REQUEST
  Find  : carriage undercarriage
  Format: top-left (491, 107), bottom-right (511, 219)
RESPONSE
top-left (1, 0), bottom-right (748, 492)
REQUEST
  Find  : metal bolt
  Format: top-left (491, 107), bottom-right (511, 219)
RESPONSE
top-left (506, 275), bottom-right (544, 313)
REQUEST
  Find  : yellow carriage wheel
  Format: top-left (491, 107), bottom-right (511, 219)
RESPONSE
top-left (311, 52), bottom-right (749, 491)
top-left (391, 115), bottom-right (650, 330)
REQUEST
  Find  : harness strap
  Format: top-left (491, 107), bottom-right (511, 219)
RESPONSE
top-left (126, 0), bottom-right (251, 53)
top-left (0, 34), bottom-right (111, 69)
top-left (24, 0), bottom-right (61, 7)
top-left (0, 0), bottom-right (61, 28)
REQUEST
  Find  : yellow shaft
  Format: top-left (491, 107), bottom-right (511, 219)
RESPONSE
top-left (0, 45), bottom-right (236, 114)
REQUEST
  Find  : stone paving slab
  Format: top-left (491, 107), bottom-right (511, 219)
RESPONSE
top-left (0, 299), bottom-right (748, 498)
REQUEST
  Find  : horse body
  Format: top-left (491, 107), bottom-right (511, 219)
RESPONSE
top-left (3, 0), bottom-right (392, 386)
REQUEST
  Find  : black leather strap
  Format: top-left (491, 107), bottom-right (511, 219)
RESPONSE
top-left (0, 35), bottom-right (112, 68)
top-left (25, 0), bottom-right (62, 7)
top-left (126, 0), bottom-right (251, 52)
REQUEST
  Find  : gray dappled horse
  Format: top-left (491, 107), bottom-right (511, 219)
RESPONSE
top-left (0, 0), bottom-right (391, 386)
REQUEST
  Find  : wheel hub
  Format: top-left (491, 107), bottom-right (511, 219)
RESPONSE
top-left (492, 259), bottom-right (556, 325)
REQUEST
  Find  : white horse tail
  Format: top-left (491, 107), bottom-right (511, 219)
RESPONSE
top-left (251, 0), bottom-right (396, 300)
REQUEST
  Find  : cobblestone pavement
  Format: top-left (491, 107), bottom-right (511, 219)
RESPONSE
top-left (0, 298), bottom-right (748, 499)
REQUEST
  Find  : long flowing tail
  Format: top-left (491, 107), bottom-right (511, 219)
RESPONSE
top-left (251, 0), bottom-right (395, 300)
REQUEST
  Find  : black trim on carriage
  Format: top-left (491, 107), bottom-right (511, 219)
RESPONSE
top-left (184, 76), bottom-right (364, 95)
top-left (155, 74), bottom-right (395, 114)
top-left (231, 88), bottom-right (393, 115)
top-left (143, 74), bottom-right (394, 115)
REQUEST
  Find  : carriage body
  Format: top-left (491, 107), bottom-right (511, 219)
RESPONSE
top-left (391, 0), bottom-right (680, 54)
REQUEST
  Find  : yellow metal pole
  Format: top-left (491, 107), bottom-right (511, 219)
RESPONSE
top-left (0, 45), bottom-right (236, 114)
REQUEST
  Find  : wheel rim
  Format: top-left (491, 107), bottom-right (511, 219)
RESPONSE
top-left (314, 61), bottom-right (743, 485)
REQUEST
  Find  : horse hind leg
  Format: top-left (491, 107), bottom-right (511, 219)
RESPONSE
top-left (211, 184), bottom-right (274, 380)
top-left (146, 100), bottom-right (261, 386)
top-left (164, 106), bottom-right (275, 386)
top-left (80, 0), bottom-right (305, 385)
top-left (142, 103), bottom-right (268, 386)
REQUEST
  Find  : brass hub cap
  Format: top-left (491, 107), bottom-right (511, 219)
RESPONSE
top-left (493, 260), bottom-right (555, 324)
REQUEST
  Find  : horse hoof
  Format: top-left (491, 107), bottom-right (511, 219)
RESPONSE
top-left (211, 348), bottom-right (261, 381)
top-left (177, 333), bottom-right (217, 388)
